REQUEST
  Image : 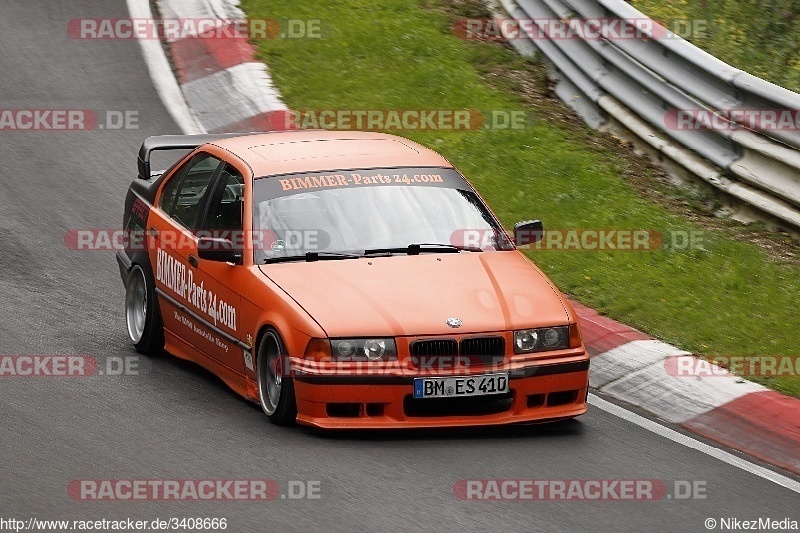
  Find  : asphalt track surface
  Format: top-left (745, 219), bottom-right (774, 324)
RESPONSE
top-left (0, 1), bottom-right (798, 531)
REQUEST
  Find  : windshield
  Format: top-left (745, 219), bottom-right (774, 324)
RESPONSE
top-left (253, 167), bottom-right (514, 262)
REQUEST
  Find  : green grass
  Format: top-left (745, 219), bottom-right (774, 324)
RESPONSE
top-left (241, 0), bottom-right (800, 396)
top-left (631, 0), bottom-right (800, 92)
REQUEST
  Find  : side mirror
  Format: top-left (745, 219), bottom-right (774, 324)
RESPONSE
top-left (514, 220), bottom-right (543, 246)
top-left (198, 237), bottom-right (241, 264)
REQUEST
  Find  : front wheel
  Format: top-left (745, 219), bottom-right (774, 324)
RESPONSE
top-left (256, 331), bottom-right (297, 425)
top-left (125, 264), bottom-right (163, 355)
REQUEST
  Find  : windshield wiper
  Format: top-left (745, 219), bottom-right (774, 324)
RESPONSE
top-left (264, 244), bottom-right (483, 263)
top-left (364, 243), bottom-right (484, 256)
top-left (264, 251), bottom-right (364, 264)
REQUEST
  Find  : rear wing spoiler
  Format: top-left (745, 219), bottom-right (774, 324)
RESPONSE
top-left (136, 133), bottom-right (259, 180)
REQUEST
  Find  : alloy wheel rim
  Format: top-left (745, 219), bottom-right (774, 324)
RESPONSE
top-left (125, 267), bottom-right (147, 343)
top-left (258, 334), bottom-right (282, 415)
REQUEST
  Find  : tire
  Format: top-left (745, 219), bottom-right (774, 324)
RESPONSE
top-left (256, 330), bottom-right (297, 425)
top-left (125, 263), bottom-right (164, 355)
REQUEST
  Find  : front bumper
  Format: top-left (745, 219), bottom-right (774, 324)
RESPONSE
top-left (292, 357), bottom-right (589, 429)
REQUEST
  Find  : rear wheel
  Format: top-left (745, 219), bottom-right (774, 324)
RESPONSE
top-left (125, 264), bottom-right (163, 355)
top-left (256, 331), bottom-right (297, 425)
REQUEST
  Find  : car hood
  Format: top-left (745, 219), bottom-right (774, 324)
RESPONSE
top-left (259, 251), bottom-right (570, 338)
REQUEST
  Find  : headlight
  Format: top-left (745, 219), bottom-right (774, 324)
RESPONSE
top-left (330, 338), bottom-right (397, 361)
top-left (514, 326), bottom-right (569, 353)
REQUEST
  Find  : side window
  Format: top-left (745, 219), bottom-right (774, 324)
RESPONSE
top-left (205, 166), bottom-right (245, 232)
top-left (159, 153), bottom-right (222, 230)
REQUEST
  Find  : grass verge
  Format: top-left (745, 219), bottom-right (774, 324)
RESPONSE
top-left (241, 0), bottom-right (800, 396)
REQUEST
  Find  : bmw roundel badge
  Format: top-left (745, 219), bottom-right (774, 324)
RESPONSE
top-left (445, 317), bottom-right (463, 328)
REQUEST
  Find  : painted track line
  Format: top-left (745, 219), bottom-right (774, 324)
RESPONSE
top-left (589, 394), bottom-right (800, 494)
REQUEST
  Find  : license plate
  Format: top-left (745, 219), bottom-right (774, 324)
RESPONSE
top-left (413, 373), bottom-right (509, 399)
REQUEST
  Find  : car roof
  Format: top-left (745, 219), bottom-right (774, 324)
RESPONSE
top-left (207, 130), bottom-right (453, 177)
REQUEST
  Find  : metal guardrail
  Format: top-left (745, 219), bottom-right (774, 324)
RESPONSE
top-left (496, 0), bottom-right (800, 230)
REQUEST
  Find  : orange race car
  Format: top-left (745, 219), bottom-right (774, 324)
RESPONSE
top-left (116, 130), bottom-right (589, 429)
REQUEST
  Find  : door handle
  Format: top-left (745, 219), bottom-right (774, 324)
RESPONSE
top-left (188, 255), bottom-right (199, 268)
